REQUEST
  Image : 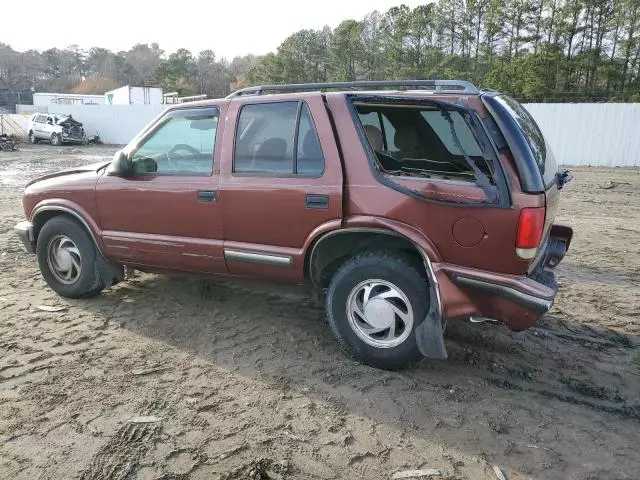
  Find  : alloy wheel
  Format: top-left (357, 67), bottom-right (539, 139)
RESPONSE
top-left (346, 279), bottom-right (414, 348)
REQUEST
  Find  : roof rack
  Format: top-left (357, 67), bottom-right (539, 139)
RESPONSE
top-left (226, 80), bottom-right (479, 98)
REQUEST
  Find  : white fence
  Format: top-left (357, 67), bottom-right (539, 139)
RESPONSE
top-left (8, 102), bottom-right (640, 166)
top-left (523, 103), bottom-right (640, 167)
top-left (47, 104), bottom-right (168, 145)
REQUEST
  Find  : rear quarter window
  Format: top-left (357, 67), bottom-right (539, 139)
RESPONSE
top-left (355, 103), bottom-right (492, 184)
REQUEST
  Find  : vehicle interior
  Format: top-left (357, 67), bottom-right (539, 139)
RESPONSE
top-left (355, 103), bottom-right (493, 183)
top-left (234, 102), bottom-right (324, 176)
top-left (130, 114), bottom-right (218, 175)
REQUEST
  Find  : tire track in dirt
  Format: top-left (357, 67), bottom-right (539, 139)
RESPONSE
top-left (1, 151), bottom-right (640, 479)
top-left (80, 400), bottom-right (166, 480)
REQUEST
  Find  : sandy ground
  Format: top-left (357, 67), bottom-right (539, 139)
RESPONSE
top-left (0, 145), bottom-right (639, 480)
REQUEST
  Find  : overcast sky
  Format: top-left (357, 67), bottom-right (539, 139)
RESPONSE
top-left (3, 0), bottom-right (427, 59)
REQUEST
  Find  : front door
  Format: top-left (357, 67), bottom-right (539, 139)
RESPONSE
top-left (95, 105), bottom-right (227, 274)
top-left (219, 94), bottom-right (343, 281)
top-left (40, 116), bottom-right (53, 139)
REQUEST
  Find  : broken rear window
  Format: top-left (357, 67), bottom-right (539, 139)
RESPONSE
top-left (355, 103), bottom-right (493, 185)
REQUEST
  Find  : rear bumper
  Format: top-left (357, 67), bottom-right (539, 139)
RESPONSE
top-left (14, 221), bottom-right (35, 253)
top-left (452, 275), bottom-right (553, 313)
top-left (437, 223), bottom-right (573, 330)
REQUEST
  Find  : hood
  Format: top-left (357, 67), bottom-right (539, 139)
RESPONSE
top-left (25, 161), bottom-right (110, 188)
top-left (56, 115), bottom-right (83, 127)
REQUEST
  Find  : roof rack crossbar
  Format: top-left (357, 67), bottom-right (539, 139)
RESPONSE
top-left (226, 80), bottom-right (479, 98)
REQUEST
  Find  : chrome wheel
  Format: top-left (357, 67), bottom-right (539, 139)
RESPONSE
top-left (46, 235), bottom-right (82, 284)
top-left (346, 279), bottom-right (414, 348)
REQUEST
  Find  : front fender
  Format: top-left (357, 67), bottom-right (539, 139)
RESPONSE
top-left (30, 199), bottom-right (104, 253)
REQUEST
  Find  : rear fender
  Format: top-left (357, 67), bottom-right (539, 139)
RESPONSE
top-left (308, 222), bottom-right (447, 359)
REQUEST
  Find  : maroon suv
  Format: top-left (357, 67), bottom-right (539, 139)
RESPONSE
top-left (15, 80), bottom-right (572, 369)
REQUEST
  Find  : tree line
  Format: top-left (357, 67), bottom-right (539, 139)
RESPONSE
top-left (0, 43), bottom-right (258, 107)
top-left (1, 0), bottom-right (640, 106)
top-left (248, 0), bottom-right (640, 102)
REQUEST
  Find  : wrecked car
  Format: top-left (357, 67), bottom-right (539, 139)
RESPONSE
top-left (28, 113), bottom-right (86, 146)
top-left (15, 80), bottom-right (573, 369)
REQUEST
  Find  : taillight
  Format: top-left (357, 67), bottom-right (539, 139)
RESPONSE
top-left (516, 207), bottom-right (545, 259)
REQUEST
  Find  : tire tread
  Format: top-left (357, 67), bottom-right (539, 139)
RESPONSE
top-left (325, 250), bottom-right (429, 369)
top-left (36, 216), bottom-right (104, 298)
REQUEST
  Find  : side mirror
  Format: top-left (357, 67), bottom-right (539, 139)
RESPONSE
top-left (109, 150), bottom-right (131, 176)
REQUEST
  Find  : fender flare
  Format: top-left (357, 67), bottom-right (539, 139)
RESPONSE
top-left (31, 201), bottom-right (123, 288)
top-left (31, 200), bottom-right (104, 253)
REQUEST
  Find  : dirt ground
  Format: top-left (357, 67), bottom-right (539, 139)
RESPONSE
top-left (0, 145), bottom-right (639, 480)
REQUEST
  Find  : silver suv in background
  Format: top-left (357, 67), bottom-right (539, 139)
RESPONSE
top-left (28, 114), bottom-right (86, 146)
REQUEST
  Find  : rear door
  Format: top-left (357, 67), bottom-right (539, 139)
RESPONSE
top-left (219, 93), bottom-right (343, 281)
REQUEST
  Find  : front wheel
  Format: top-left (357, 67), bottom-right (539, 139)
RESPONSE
top-left (325, 251), bottom-right (430, 369)
top-left (29, 132), bottom-right (37, 144)
top-left (50, 133), bottom-right (61, 146)
top-left (36, 216), bottom-right (104, 298)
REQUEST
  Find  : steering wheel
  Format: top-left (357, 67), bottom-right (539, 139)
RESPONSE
top-left (167, 143), bottom-right (201, 169)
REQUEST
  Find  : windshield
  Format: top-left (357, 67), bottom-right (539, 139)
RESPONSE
top-left (494, 95), bottom-right (558, 188)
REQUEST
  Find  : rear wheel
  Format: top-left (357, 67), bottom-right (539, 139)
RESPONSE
top-left (326, 251), bottom-right (430, 369)
top-left (36, 216), bottom-right (104, 298)
top-left (50, 133), bottom-right (61, 146)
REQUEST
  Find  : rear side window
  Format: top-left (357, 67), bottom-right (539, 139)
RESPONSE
top-left (420, 111), bottom-right (483, 156)
top-left (234, 102), bottom-right (324, 176)
top-left (494, 95), bottom-right (558, 187)
top-left (356, 103), bottom-right (492, 184)
top-left (359, 111), bottom-right (398, 152)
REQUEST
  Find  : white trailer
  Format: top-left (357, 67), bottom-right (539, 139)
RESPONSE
top-left (105, 86), bottom-right (164, 105)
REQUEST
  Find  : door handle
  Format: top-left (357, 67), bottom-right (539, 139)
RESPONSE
top-left (305, 194), bottom-right (329, 209)
top-left (197, 190), bottom-right (217, 202)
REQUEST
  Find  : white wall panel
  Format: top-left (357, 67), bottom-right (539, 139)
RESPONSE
top-left (524, 103), bottom-right (640, 166)
top-left (47, 104), bottom-right (168, 145)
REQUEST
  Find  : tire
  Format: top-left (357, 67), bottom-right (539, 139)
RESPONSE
top-left (36, 216), bottom-right (104, 299)
top-left (50, 133), bottom-right (61, 146)
top-left (326, 250), bottom-right (430, 369)
top-left (29, 132), bottom-right (37, 144)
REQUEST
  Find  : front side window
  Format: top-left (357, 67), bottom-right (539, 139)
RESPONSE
top-left (234, 101), bottom-right (324, 176)
top-left (130, 107), bottom-right (219, 175)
